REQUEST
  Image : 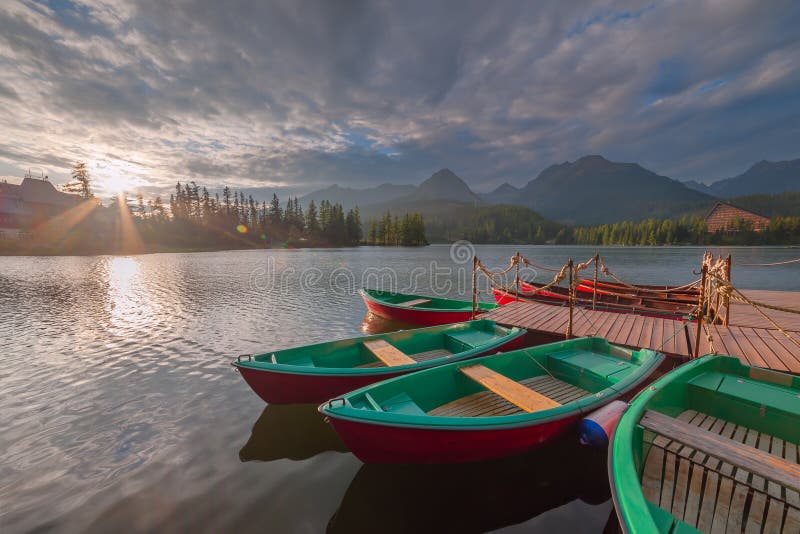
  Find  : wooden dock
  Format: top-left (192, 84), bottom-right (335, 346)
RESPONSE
top-left (480, 291), bottom-right (800, 374)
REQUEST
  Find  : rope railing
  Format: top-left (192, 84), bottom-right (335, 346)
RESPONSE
top-left (471, 249), bottom-right (799, 356)
top-left (736, 257), bottom-right (800, 267)
top-left (599, 258), bottom-right (702, 295)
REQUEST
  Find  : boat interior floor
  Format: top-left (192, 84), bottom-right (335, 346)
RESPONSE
top-left (428, 375), bottom-right (589, 417)
top-left (641, 409), bottom-right (800, 533)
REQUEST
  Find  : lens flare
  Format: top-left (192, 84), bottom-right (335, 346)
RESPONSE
top-left (236, 224), bottom-right (248, 234)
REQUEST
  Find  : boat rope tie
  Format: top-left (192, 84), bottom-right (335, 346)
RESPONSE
top-left (706, 271), bottom-right (800, 351)
top-left (523, 349), bottom-right (557, 381)
top-left (656, 321), bottom-right (691, 353)
top-left (518, 254), bottom-right (562, 272)
top-left (736, 256), bottom-right (800, 267)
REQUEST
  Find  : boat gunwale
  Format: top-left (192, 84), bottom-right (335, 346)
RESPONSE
top-left (360, 288), bottom-right (497, 312)
top-left (319, 337), bottom-right (664, 431)
top-left (231, 320), bottom-right (525, 377)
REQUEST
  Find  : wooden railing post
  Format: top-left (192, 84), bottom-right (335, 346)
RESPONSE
top-left (567, 258), bottom-right (574, 339)
top-left (723, 254), bottom-right (732, 325)
top-left (472, 256), bottom-right (478, 319)
top-left (693, 263), bottom-right (708, 359)
top-left (514, 251), bottom-right (520, 302)
top-left (592, 251), bottom-right (599, 311)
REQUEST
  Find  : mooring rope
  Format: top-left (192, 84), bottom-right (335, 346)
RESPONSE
top-left (736, 257), bottom-right (800, 267)
top-left (705, 271), bottom-right (800, 352)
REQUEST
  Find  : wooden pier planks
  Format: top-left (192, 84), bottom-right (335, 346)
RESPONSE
top-left (480, 299), bottom-right (800, 374)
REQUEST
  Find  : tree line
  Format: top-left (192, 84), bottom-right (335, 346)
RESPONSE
top-left (137, 182), bottom-right (364, 249)
top-left (566, 216), bottom-right (800, 246)
top-left (364, 211), bottom-right (427, 246)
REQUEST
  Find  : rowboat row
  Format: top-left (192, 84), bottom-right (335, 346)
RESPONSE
top-left (232, 278), bottom-right (798, 532)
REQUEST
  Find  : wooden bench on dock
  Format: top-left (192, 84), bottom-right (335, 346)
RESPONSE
top-left (397, 298), bottom-right (432, 307)
top-left (363, 340), bottom-right (417, 366)
top-left (459, 364), bottom-right (562, 413)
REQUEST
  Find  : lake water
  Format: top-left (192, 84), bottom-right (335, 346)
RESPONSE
top-left (1, 245), bottom-right (798, 533)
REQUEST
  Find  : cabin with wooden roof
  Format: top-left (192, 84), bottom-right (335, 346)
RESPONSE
top-left (0, 174), bottom-right (80, 236)
top-left (704, 202), bottom-right (770, 233)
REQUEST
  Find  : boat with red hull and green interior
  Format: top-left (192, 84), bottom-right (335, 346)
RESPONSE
top-left (609, 355), bottom-right (800, 533)
top-left (360, 288), bottom-right (497, 326)
top-left (319, 337), bottom-right (663, 464)
top-left (232, 320), bottom-right (524, 404)
top-left (491, 286), bottom-right (694, 321)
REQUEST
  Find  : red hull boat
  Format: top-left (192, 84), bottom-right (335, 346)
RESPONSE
top-left (326, 413), bottom-right (576, 464)
top-left (360, 288), bottom-right (497, 326)
top-left (320, 338), bottom-right (664, 464)
top-left (233, 320), bottom-right (524, 404)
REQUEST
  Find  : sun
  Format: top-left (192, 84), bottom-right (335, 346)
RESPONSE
top-left (105, 173), bottom-right (135, 195)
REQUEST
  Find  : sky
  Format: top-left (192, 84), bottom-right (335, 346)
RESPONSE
top-left (0, 0), bottom-right (798, 199)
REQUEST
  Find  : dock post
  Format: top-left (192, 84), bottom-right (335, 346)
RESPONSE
top-left (592, 251), bottom-right (599, 310)
top-left (723, 254), bottom-right (732, 325)
top-left (472, 256), bottom-right (478, 319)
top-left (515, 251), bottom-right (520, 302)
top-left (693, 263), bottom-right (708, 359)
top-left (567, 258), bottom-right (574, 339)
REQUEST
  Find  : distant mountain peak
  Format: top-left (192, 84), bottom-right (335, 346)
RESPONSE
top-left (492, 182), bottom-right (519, 193)
top-left (576, 154), bottom-right (610, 164)
top-left (701, 157), bottom-right (800, 198)
top-left (412, 168), bottom-right (481, 203)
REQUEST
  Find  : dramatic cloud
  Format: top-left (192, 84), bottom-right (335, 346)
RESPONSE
top-left (0, 0), bottom-right (798, 197)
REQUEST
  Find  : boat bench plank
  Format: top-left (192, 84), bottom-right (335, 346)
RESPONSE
top-left (397, 298), bottom-right (431, 307)
top-left (640, 410), bottom-right (800, 493)
top-left (363, 340), bottom-right (417, 366)
top-left (428, 375), bottom-right (586, 417)
top-left (459, 364), bottom-right (562, 413)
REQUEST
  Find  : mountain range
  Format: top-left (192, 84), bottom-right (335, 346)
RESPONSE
top-left (684, 158), bottom-right (800, 198)
top-left (300, 156), bottom-right (799, 225)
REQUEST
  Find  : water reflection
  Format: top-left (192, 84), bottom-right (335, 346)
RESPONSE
top-left (327, 434), bottom-right (610, 534)
top-left (239, 404), bottom-right (347, 462)
top-left (360, 312), bottom-right (420, 335)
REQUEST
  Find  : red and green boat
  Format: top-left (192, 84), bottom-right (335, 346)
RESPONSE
top-left (360, 288), bottom-right (497, 326)
top-left (609, 355), bottom-right (800, 533)
top-left (232, 320), bottom-right (524, 404)
top-left (492, 286), bottom-right (693, 321)
top-left (320, 337), bottom-right (664, 464)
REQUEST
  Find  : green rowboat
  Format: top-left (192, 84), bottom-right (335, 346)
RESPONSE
top-left (233, 319), bottom-right (524, 404)
top-left (320, 337), bottom-right (664, 463)
top-left (609, 355), bottom-right (800, 533)
top-left (360, 288), bottom-right (497, 325)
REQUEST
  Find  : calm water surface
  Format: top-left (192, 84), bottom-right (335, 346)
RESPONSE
top-left (1, 245), bottom-right (798, 533)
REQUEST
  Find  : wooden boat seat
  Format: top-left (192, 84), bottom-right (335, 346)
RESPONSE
top-left (363, 340), bottom-right (417, 366)
top-left (428, 375), bottom-right (588, 417)
top-left (640, 410), bottom-right (800, 492)
top-left (397, 298), bottom-right (431, 307)
top-left (640, 409), bottom-right (800, 533)
top-left (459, 365), bottom-right (562, 413)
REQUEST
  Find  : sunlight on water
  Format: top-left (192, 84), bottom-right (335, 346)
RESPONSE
top-left (107, 257), bottom-right (145, 330)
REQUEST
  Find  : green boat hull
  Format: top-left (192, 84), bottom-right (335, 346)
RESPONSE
top-left (609, 355), bottom-right (800, 533)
